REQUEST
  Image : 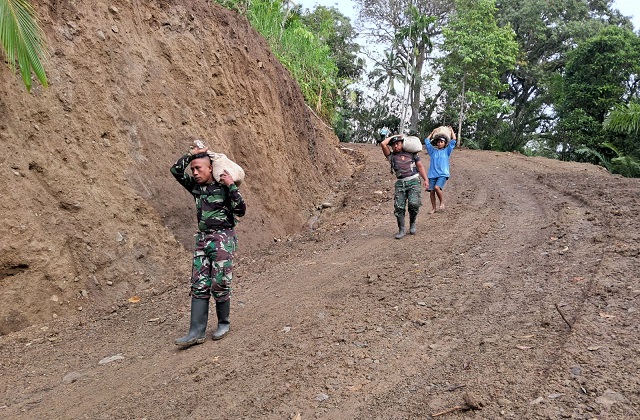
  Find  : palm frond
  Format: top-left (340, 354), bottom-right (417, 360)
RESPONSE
top-left (575, 146), bottom-right (611, 171)
top-left (604, 102), bottom-right (640, 135)
top-left (0, 0), bottom-right (48, 91)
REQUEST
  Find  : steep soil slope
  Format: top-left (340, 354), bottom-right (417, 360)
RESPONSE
top-left (0, 0), bottom-right (350, 333)
top-left (1, 144), bottom-right (638, 419)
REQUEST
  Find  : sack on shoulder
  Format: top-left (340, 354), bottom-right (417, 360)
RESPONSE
top-left (402, 135), bottom-right (422, 153)
top-left (207, 152), bottom-right (246, 186)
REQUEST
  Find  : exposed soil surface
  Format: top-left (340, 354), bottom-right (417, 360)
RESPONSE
top-left (1, 0), bottom-right (350, 333)
top-left (2, 143), bottom-right (639, 419)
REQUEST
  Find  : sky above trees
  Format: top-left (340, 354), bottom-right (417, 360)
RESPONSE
top-left (297, 0), bottom-right (639, 30)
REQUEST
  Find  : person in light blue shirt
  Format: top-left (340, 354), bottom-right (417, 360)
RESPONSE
top-left (424, 126), bottom-right (457, 213)
top-left (378, 126), bottom-right (390, 144)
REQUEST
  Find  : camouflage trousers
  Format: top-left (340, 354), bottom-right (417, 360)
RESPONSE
top-left (394, 176), bottom-right (422, 218)
top-left (190, 229), bottom-right (237, 302)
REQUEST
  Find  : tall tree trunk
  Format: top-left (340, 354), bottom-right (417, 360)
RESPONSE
top-left (409, 44), bottom-right (427, 130)
top-left (457, 73), bottom-right (466, 146)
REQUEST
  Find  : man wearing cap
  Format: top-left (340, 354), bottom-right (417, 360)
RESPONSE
top-left (381, 134), bottom-right (429, 239)
top-left (170, 141), bottom-right (246, 347)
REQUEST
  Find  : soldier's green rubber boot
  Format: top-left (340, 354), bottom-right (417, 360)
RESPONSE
top-left (175, 298), bottom-right (209, 347)
top-left (212, 299), bottom-right (231, 340)
top-left (395, 216), bottom-right (406, 239)
top-left (409, 214), bottom-right (417, 235)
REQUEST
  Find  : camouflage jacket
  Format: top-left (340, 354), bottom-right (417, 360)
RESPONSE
top-left (171, 153), bottom-right (246, 231)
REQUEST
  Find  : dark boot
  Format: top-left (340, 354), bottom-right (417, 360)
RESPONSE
top-left (212, 299), bottom-right (231, 340)
top-left (175, 298), bottom-right (209, 347)
top-left (395, 216), bottom-right (406, 239)
top-left (409, 214), bottom-right (417, 234)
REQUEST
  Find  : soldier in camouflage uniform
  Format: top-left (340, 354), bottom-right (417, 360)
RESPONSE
top-left (380, 135), bottom-right (428, 239)
top-left (171, 143), bottom-right (246, 347)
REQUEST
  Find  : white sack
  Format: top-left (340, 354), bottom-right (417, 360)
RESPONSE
top-left (207, 152), bottom-right (245, 186)
top-left (402, 135), bottom-right (423, 153)
top-left (432, 126), bottom-right (451, 141)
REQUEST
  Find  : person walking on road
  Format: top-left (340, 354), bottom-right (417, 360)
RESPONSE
top-left (170, 140), bottom-right (246, 347)
top-left (424, 126), bottom-right (457, 213)
top-left (380, 135), bottom-right (429, 239)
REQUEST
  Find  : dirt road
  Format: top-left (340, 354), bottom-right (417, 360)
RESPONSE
top-left (1, 144), bottom-right (638, 419)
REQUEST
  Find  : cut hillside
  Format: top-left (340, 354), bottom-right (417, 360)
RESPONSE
top-left (0, 0), bottom-right (352, 334)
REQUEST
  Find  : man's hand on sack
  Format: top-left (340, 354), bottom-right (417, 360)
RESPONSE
top-left (219, 169), bottom-right (234, 187)
top-left (190, 146), bottom-right (208, 155)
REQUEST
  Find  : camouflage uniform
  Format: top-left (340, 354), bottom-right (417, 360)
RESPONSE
top-left (388, 151), bottom-right (422, 219)
top-left (171, 153), bottom-right (246, 302)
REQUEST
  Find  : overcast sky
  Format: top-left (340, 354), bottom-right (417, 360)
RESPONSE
top-left (295, 0), bottom-right (639, 31)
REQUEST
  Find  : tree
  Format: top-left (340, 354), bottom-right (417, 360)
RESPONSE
top-left (301, 6), bottom-right (364, 82)
top-left (354, 0), bottom-right (452, 132)
top-left (0, 0), bottom-right (48, 91)
top-left (439, 0), bottom-right (518, 147)
top-left (495, 0), bottom-right (632, 151)
top-left (300, 5), bottom-right (366, 141)
top-left (555, 26), bottom-right (640, 161)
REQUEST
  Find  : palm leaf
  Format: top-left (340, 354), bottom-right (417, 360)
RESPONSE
top-left (0, 0), bottom-right (48, 91)
top-left (604, 102), bottom-right (640, 135)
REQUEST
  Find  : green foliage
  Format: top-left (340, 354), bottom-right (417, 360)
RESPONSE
top-left (213, 0), bottom-right (340, 120)
top-left (605, 102), bottom-right (640, 136)
top-left (300, 6), bottom-right (364, 82)
top-left (439, 0), bottom-right (518, 140)
top-left (611, 155), bottom-right (640, 177)
top-left (495, 0), bottom-right (631, 151)
top-left (575, 142), bottom-right (640, 177)
top-left (562, 26), bottom-right (640, 123)
top-left (0, 0), bottom-right (48, 91)
top-left (248, 0), bottom-right (365, 141)
top-left (553, 26), bottom-right (640, 173)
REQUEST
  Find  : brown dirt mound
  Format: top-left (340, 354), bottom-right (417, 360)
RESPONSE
top-left (0, 0), bottom-right (351, 333)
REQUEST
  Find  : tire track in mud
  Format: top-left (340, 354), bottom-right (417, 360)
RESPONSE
top-left (340, 149), bottom-right (611, 419)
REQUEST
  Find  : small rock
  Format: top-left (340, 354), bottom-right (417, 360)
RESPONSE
top-left (62, 371), bottom-right (85, 384)
top-left (111, 25), bottom-right (119, 33)
top-left (96, 30), bottom-right (106, 40)
top-left (99, 353), bottom-right (124, 365)
top-left (315, 393), bottom-right (329, 402)
top-left (595, 390), bottom-right (624, 410)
